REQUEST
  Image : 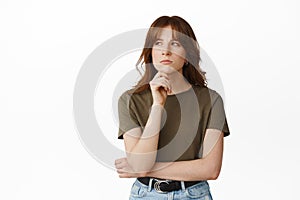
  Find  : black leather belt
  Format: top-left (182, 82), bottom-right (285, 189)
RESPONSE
top-left (137, 177), bottom-right (201, 193)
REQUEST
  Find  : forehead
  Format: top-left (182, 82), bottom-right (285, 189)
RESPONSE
top-left (155, 26), bottom-right (178, 40)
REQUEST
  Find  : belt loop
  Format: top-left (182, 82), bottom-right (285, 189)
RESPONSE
top-left (148, 178), bottom-right (153, 192)
top-left (180, 181), bottom-right (186, 191)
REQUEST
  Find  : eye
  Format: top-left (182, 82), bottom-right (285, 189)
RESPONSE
top-left (154, 41), bottom-right (163, 46)
top-left (171, 41), bottom-right (181, 47)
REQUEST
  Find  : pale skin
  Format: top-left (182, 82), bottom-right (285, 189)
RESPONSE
top-left (115, 25), bottom-right (225, 181)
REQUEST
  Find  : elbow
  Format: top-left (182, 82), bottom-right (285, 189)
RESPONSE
top-left (206, 163), bottom-right (221, 180)
top-left (209, 169), bottom-right (220, 180)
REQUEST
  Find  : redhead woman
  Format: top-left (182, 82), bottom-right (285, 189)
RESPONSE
top-left (115, 16), bottom-right (230, 200)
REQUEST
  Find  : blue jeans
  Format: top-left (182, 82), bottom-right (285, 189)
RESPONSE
top-left (129, 178), bottom-right (213, 200)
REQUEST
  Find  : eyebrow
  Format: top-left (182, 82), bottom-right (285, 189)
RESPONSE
top-left (155, 38), bottom-right (179, 42)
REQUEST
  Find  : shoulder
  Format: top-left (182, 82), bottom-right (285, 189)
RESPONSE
top-left (118, 87), bottom-right (152, 105)
top-left (192, 85), bottom-right (221, 100)
top-left (191, 85), bottom-right (225, 109)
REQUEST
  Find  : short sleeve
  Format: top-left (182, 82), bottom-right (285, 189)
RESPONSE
top-left (206, 93), bottom-right (230, 137)
top-left (117, 92), bottom-right (141, 139)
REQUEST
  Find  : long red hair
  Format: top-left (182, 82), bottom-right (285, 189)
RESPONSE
top-left (130, 16), bottom-right (207, 94)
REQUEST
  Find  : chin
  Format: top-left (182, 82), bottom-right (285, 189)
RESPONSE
top-left (155, 65), bottom-right (179, 74)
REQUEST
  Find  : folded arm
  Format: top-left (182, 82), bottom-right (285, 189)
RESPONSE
top-left (116, 129), bottom-right (224, 181)
top-left (147, 129), bottom-right (224, 181)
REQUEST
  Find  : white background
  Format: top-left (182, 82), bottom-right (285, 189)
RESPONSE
top-left (1, 0), bottom-right (300, 199)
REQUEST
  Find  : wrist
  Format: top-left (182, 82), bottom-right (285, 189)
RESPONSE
top-left (152, 103), bottom-right (164, 107)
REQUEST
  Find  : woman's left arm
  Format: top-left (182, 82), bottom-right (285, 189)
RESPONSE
top-left (116, 129), bottom-right (224, 181)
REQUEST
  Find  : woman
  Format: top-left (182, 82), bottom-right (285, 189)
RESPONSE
top-left (115, 16), bottom-right (230, 200)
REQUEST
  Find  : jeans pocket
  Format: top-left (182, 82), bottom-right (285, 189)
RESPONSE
top-left (185, 182), bottom-right (212, 199)
top-left (129, 182), bottom-right (147, 198)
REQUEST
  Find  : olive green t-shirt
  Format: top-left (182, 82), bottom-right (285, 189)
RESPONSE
top-left (117, 84), bottom-right (230, 162)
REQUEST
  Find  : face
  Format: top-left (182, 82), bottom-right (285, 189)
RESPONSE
top-left (151, 26), bottom-right (186, 74)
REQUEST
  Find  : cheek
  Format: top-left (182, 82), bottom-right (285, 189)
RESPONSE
top-left (170, 48), bottom-right (186, 59)
top-left (177, 49), bottom-right (186, 58)
top-left (173, 52), bottom-right (186, 62)
top-left (151, 49), bottom-right (160, 62)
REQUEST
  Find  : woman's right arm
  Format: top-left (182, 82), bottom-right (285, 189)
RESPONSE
top-left (123, 104), bottom-right (164, 173)
top-left (123, 72), bottom-right (171, 173)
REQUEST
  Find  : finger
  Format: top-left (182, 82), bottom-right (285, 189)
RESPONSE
top-left (158, 71), bottom-right (169, 78)
top-left (161, 79), bottom-right (171, 90)
top-left (116, 170), bottom-right (126, 177)
top-left (119, 173), bottom-right (131, 178)
top-left (115, 159), bottom-right (121, 165)
top-left (150, 82), bottom-right (168, 90)
top-left (117, 168), bottom-right (131, 174)
top-left (151, 75), bottom-right (170, 87)
top-left (115, 163), bottom-right (122, 169)
top-left (157, 80), bottom-right (170, 91)
top-left (117, 169), bottom-right (125, 173)
top-left (117, 171), bottom-right (136, 178)
top-left (154, 78), bottom-right (169, 87)
top-left (158, 83), bottom-right (169, 91)
top-left (114, 157), bottom-right (126, 165)
top-left (155, 72), bottom-right (169, 80)
top-left (154, 76), bottom-right (171, 89)
top-left (115, 161), bottom-right (128, 169)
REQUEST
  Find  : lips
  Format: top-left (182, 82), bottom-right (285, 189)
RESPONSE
top-left (160, 60), bottom-right (173, 65)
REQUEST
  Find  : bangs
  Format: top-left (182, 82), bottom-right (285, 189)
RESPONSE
top-left (147, 25), bottom-right (186, 46)
top-left (154, 28), bottom-right (180, 40)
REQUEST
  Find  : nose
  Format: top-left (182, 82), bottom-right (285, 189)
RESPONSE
top-left (161, 46), bottom-right (171, 56)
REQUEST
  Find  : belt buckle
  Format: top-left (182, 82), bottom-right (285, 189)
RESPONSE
top-left (153, 179), bottom-right (170, 193)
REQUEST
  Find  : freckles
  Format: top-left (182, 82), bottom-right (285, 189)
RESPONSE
top-left (152, 50), bottom-right (160, 60)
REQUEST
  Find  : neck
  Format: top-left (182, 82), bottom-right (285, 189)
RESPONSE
top-left (166, 70), bottom-right (191, 95)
